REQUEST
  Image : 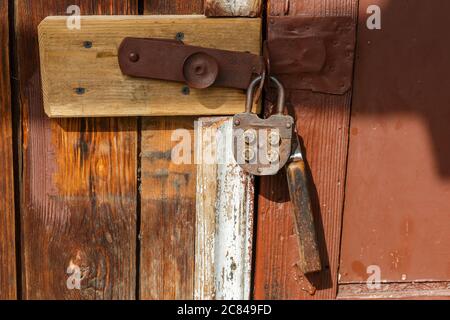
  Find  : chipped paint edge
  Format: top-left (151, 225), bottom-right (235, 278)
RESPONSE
top-left (194, 117), bottom-right (254, 300)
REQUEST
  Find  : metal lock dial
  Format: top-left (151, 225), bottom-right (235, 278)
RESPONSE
top-left (232, 76), bottom-right (294, 176)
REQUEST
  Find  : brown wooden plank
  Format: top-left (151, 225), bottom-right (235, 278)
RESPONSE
top-left (254, 0), bottom-right (358, 299)
top-left (338, 282), bottom-right (450, 300)
top-left (38, 16), bottom-right (261, 118)
top-left (16, 0), bottom-right (138, 300)
top-left (0, 0), bottom-right (17, 300)
top-left (139, 0), bottom-right (203, 300)
top-left (340, 0), bottom-right (450, 286)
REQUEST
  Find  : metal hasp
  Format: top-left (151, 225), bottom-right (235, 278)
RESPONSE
top-left (119, 37), bottom-right (264, 90)
top-left (267, 16), bottom-right (356, 94)
top-left (118, 16), bottom-right (355, 94)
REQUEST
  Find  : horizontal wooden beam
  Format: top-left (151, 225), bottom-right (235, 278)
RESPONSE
top-left (38, 15), bottom-right (261, 117)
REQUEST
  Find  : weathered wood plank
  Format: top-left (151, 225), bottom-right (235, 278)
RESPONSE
top-left (139, 0), bottom-right (204, 300)
top-left (205, 0), bottom-right (262, 17)
top-left (0, 0), bottom-right (17, 300)
top-left (147, 0), bottom-right (204, 15)
top-left (139, 117), bottom-right (196, 299)
top-left (17, 0), bottom-right (138, 300)
top-left (254, 0), bottom-right (358, 300)
top-left (38, 15), bottom-right (262, 117)
top-left (140, 0), bottom-right (259, 300)
top-left (194, 117), bottom-right (254, 300)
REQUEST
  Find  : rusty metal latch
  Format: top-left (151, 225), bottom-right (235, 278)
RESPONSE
top-left (118, 16), bottom-right (355, 94)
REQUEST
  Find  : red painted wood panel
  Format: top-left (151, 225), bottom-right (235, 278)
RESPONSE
top-left (254, 0), bottom-right (358, 299)
top-left (340, 0), bottom-right (450, 285)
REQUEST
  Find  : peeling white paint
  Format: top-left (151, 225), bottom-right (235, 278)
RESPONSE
top-left (195, 118), bottom-right (254, 300)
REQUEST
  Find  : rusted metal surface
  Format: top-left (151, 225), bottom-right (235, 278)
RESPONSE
top-left (267, 16), bottom-right (356, 94)
top-left (119, 37), bottom-right (264, 89)
top-left (340, 0), bottom-right (450, 285)
top-left (233, 76), bottom-right (293, 176)
top-left (119, 15), bottom-right (355, 96)
top-left (286, 137), bottom-right (321, 274)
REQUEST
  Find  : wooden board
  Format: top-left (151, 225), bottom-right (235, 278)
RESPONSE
top-left (139, 0), bottom-right (259, 300)
top-left (139, 117), bottom-right (196, 299)
top-left (340, 0), bottom-right (450, 295)
top-left (17, 0), bottom-right (138, 300)
top-left (194, 117), bottom-right (254, 300)
top-left (254, 0), bottom-right (358, 300)
top-left (0, 0), bottom-right (17, 300)
top-left (138, 0), bottom-right (203, 300)
top-left (38, 15), bottom-right (261, 117)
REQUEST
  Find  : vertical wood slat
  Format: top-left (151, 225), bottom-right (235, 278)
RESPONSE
top-left (254, 0), bottom-right (358, 299)
top-left (141, 0), bottom-right (260, 300)
top-left (195, 118), bottom-right (254, 300)
top-left (16, 0), bottom-right (138, 299)
top-left (139, 117), bottom-right (196, 299)
top-left (139, 0), bottom-right (203, 300)
top-left (0, 0), bottom-right (17, 300)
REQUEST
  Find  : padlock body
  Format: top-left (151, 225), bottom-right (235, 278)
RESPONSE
top-left (233, 113), bottom-right (294, 176)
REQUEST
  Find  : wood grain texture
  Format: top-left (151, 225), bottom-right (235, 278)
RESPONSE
top-left (139, 117), bottom-right (196, 299)
top-left (254, 0), bottom-right (357, 299)
top-left (338, 282), bottom-right (450, 300)
top-left (17, 0), bottom-right (138, 300)
top-left (146, 0), bottom-right (204, 15)
top-left (38, 15), bottom-right (261, 117)
top-left (194, 118), bottom-right (254, 300)
top-left (205, 0), bottom-right (262, 17)
top-left (139, 0), bottom-right (204, 300)
top-left (0, 0), bottom-right (17, 300)
top-left (140, 0), bottom-right (259, 300)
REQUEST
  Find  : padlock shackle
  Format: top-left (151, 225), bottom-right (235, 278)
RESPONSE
top-left (245, 76), bottom-right (285, 114)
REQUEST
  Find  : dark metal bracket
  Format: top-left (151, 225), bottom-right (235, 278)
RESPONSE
top-left (118, 16), bottom-right (355, 95)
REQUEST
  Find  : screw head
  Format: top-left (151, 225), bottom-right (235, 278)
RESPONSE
top-left (75, 87), bottom-right (86, 95)
top-left (129, 52), bottom-right (139, 62)
top-left (286, 123), bottom-right (292, 129)
top-left (175, 32), bottom-right (185, 41)
top-left (181, 86), bottom-right (190, 95)
top-left (83, 41), bottom-right (93, 49)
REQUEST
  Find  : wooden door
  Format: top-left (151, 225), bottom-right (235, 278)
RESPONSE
top-left (1, 0), bottom-right (449, 300)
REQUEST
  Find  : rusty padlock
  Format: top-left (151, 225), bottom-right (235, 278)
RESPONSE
top-left (233, 75), bottom-right (322, 275)
top-left (232, 75), bottom-right (294, 176)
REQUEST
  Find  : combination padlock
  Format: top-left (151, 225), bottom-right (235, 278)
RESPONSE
top-left (233, 75), bottom-right (322, 274)
top-left (232, 75), bottom-right (294, 176)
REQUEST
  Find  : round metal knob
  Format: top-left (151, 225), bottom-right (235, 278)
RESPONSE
top-left (183, 52), bottom-right (219, 89)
